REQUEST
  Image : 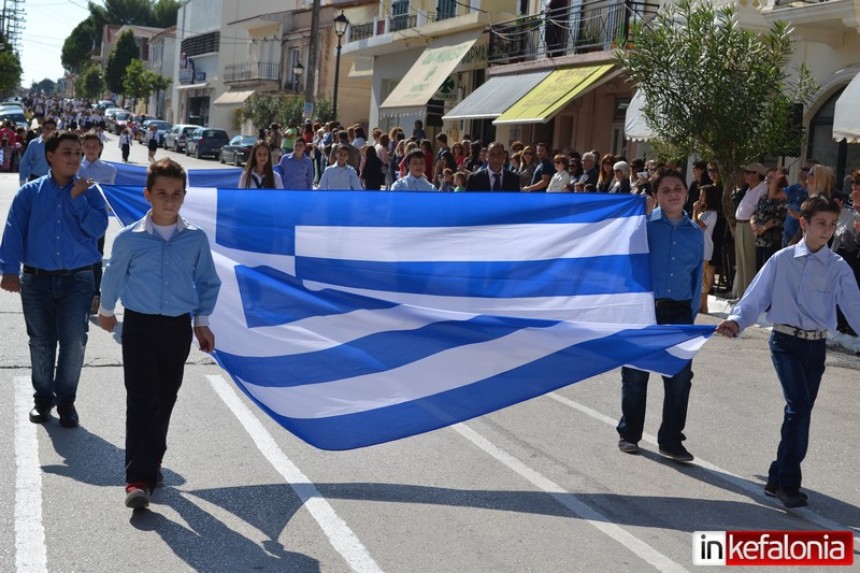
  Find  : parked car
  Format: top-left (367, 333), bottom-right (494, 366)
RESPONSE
top-left (164, 123), bottom-right (202, 152)
top-left (111, 111), bottom-right (133, 134)
top-left (185, 128), bottom-right (230, 159)
top-left (103, 107), bottom-right (126, 122)
top-left (138, 119), bottom-right (171, 145)
top-left (220, 135), bottom-right (257, 166)
top-left (0, 108), bottom-right (28, 129)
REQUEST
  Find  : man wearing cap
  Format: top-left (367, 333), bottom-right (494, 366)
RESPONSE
top-left (733, 162), bottom-right (768, 299)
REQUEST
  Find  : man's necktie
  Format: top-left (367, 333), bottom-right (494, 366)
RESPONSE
top-left (492, 172), bottom-right (500, 191)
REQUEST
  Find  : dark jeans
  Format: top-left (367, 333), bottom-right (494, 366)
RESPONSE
top-left (20, 269), bottom-right (94, 407)
top-left (123, 310), bottom-right (192, 489)
top-left (121, 144), bottom-right (130, 162)
top-left (767, 331), bottom-right (826, 490)
top-left (617, 303), bottom-right (694, 446)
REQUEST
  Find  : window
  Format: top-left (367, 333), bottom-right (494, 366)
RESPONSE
top-left (436, 0), bottom-right (457, 20)
top-left (391, 0), bottom-right (411, 31)
top-left (181, 32), bottom-right (220, 57)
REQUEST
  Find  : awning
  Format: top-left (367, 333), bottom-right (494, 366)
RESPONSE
top-left (625, 90), bottom-right (655, 142)
top-left (442, 70), bottom-right (551, 121)
top-left (833, 73), bottom-right (860, 143)
top-left (175, 83), bottom-right (209, 91)
top-left (379, 29), bottom-right (482, 110)
top-left (213, 89), bottom-right (255, 106)
top-left (493, 64), bottom-right (615, 125)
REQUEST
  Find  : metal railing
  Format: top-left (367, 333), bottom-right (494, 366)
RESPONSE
top-left (488, 0), bottom-right (659, 65)
top-left (348, 7), bottom-right (464, 41)
top-left (350, 22), bottom-right (375, 42)
top-left (224, 61), bottom-right (280, 83)
top-left (390, 13), bottom-right (418, 32)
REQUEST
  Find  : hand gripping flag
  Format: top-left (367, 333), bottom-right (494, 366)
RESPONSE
top-left (100, 185), bottom-right (714, 450)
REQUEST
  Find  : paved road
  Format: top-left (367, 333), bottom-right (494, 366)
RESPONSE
top-left (1, 140), bottom-right (858, 572)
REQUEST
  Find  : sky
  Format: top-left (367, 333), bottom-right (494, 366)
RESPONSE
top-left (19, 0), bottom-right (94, 87)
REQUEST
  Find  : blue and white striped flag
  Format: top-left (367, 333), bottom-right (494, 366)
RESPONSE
top-left (101, 185), bottom-right (714, 450)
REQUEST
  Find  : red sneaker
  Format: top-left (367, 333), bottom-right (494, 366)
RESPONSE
top-left (124, 482), bottom-right (150, 509)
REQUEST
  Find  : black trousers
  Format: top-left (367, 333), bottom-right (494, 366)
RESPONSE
top-left (123, 310), bottom-right (192, 489)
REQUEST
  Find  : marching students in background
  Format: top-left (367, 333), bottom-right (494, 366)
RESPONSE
top-left (118, 127), bottom-right (133, 162)
top-left (18, 118), bottom-right (56, 183)
top-left (98, 158), bottom-right (221, 509)
top-left (717, 195), bottom-right (860, 508)
top-left (0, 130), bottom-right (109, 428)
top-left (239, 141), bottom-right (283, 189)
top-left (617, 168), bottom-right (704, 463)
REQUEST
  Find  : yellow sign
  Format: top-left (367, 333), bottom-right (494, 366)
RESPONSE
top-left (494, 64), bottom-right (614, 125)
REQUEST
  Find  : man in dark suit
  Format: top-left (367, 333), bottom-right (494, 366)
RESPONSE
top-left (465, 142), bottom-right (521, 192)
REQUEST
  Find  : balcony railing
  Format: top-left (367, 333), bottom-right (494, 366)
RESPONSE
top-left (346, 8), bottom-right (469, 42)
top-left (488, 0), bottom-right (659, 65)
top-left (224, 61), bottom-right (280, 83)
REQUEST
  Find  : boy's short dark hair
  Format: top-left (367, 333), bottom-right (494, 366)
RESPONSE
top-left (82, 131), bottom-right (103, 146)
top-left (653, 168), bottom-right (687, 191)
top-left (800, 195), bottom-right (839, 221)
top-left (146, 158), bottom-right (186, 191)
top-left (44, 130), bottom-right (81, 154)
top-left (435, 133), bottom-right (448, 144)
top-left (405, 148), bottom-right (426, 164)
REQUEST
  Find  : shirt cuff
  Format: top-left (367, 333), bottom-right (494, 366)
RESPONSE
top-left (98, 306), bottom-right (115, 317)
top-left (193, 315), bottom-right (210, 327)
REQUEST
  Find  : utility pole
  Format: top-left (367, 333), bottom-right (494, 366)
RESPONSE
top-left (303, 0), bottom-right (320, 119)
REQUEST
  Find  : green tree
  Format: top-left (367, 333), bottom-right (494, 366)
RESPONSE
top-left (151, 0), bottom-right (182, 27)
top-left (122, 59), bottom-right (171, 111)
top-left (61, 19), bottom-right (97, 74)
top-left (105, 29), bottom-right (140, 95)
top-left (243, 94), bottom-right (335, 130)
top-left (616, 0), bottom-right (816, 222)
top-left (75, 63), bottom-right (104, 100)
top-left (31, 78), bottom-right (56, 95)
top-left (0, 40), bottom-right (22, 95)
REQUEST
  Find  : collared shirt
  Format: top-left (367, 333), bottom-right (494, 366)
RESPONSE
top-left (735, 180), bottom-right (767, 220)
top-left (78, 158), bottom-right (117, 185)
top-left (647, 208), bottom-right (705, 317)
top-left (99, 212), bottom-right (221, 326)
top-left (728, 238), bottom-right (860, 333)
top-left (0, 172), bottom-right (108, 274)
top-left (238, 170), bottom-right (284, 189)
top-left (390, 173), bottom-right (436, 191)
top-left (279, 153), bottom-right (314, 190)
top-left (18, 135), bottom-right (49, 184)
top-left (317, 164), bottom-right (361, 190)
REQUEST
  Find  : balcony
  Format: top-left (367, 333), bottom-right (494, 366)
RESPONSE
top-left (487, 0), bottom-right (659, 66)
top-left (759, 0), bottom-right (857, 42)
top-left (224, 61), bottom-right (280, 84)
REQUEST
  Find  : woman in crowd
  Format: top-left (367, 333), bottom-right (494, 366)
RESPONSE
top-left (517, 146), bottom-right (537, 190)
top-left (750, 171), bottom-right (787, 270)
top-left (547, 154), bottom-right (572, 192)
top-left (806, 164), bottom-right (834, 197)
top-left (452, 142), bottom-right (466, 168)
top-left (596, 153), bottom-right (616, 192)
top-left (464, 141), bottom-right (483, 172)
top-left (238, 141), bottom-right (284, 189)
top-left (420, 139), bottom-right (434, 179)
top-left (360, 144), bottom-right (385, 190)
top-left (692, 184), bottom-right (722, 314)
top-left (608, 161), bottom-right (632, 194)
top-left (687, 159), bottom-right (712, 215)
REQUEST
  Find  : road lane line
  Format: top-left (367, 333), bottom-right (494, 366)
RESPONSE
top-left (206, 375), bottom-right (383, 573)
top-left (546, 391), bottom-right (860, 540)
top-left (452, 423), bottom-right (689, 573)
top-left (14, 377), bottom-right (48, 573)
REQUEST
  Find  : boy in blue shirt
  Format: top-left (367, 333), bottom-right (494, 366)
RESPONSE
top-left (617, 168), bottom-right (704, 462)
top-left (717, 195), bottom-right (860, 508)
top-left (98, 158), bottom-right (221, 509)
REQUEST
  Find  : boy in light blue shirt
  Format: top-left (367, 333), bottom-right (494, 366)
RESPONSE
top-left (98, 158), bottom-right (221, 510)
top-left (317, 144), bottom-right (361, 190)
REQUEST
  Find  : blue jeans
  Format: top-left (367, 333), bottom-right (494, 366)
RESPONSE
top-left (767, 331), bottom-right (826, 490)
top-left (20, 270), bottom-right (94, 407)
top-left (617, 303), bottom-right (694, 446)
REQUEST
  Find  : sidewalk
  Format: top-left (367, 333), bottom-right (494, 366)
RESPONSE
top-left (704, 294), bottom-right (860, 355)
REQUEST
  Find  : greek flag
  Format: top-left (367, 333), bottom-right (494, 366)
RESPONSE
top-left (101, 184), bottom-right (714, 450)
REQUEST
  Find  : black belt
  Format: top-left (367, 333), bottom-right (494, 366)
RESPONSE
top-left (654, 299), bottom-right (691, 308)
top-left (23, 264), bottom-right (95, 276)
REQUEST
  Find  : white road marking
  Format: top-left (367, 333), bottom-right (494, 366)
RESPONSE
top-left (206, 375), bottom-right (383, 573)
top-left (545, 391), bottom-right (860, 541)
top-left (452, 423), bottom-right (689, 573)
top-left (14, 377), bottom-right (48, 573)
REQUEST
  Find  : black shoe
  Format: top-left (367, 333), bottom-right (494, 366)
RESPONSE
top-left (658, 442), bottom-right (694, 462)
top-left (29, 404), bottom-right (51, 424)
top-left (618, 439), bottom-right (640, 454)
top-left (764, 483), bottom-right (808, 500)
top-left (773, 487), bottom-right (808, 508)
top-left (57, 403), bottom-right (79, 428)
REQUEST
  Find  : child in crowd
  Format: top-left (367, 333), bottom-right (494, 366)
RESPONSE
top-left (617, 168), bottom-right (704, 463)
top-left (438, 168), bottom-right (455, 192)
top-left (98, 158), bottom-right (221, 510)
top-left (390, 149), bottom-right (435, 191)
top-left (318, 144), bottom-right (362, 190)
top-left (717, 195), bottom-right (860, 508)
top-left (118, 127), bottom-right (132, 162)
top-left (239, 141), bottom-right (283, 189)
top-left (453, 171), bottom-right (467, 192)
top-left (78, 132), bottom-right (117, 314)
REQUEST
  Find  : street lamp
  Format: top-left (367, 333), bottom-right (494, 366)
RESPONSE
top-left (293, 62), bottom-right (304, 93)
top-left (332, 11), bottom-right (349, 122)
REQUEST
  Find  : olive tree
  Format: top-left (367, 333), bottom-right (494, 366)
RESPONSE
top-left (617, 0), bottom-right (816, 222)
